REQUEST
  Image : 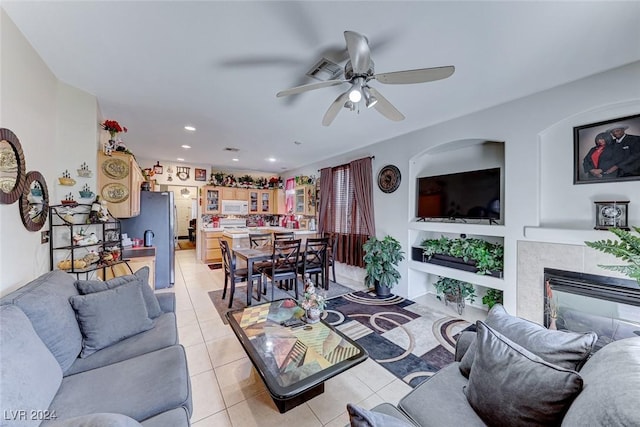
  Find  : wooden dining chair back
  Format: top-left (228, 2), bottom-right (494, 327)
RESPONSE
top-left (220, 239), bottom-right (261, 308)
top-left (298, 237), bottom-right (329, 290)
top-left (273, 231), bottom-right (295, 241)
top-left (325, 232), bottom-right (338, 283)
top-left (263, 239), bottom-right (302, 301)
top-left (249, 232), bottom-right (272, 248)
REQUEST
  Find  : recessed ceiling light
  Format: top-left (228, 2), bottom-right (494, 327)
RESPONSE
top-left (267, 157), bottom-right (276, 162)
top-left (232, 158), bottom-right (239, 162)
top-left (293, 141), bottom-right (302, 145)
top-left (184, 125), bottom-right (196, 132)
top-left (181, 144), bottom-right (191, 149)
top-left (177, 158), bottom-right (185, 162)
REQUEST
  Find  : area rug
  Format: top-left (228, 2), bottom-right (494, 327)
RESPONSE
top-left (324, 291), bottom-right (472, 388)
top-left (207, 263), bottom-right (222, 270)
top-left (177, 240), bottom-right (195, 250)
top-left (208, 280), bottom-right (354, 324)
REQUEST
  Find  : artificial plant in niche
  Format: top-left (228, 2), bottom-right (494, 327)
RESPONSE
top-left (585, 226), bottom-right (640, 285)
top-left (421, 236), bottom-right (504, 276)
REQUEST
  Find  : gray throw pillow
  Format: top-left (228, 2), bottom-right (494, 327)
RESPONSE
top-left (464, 321), bottom-right (583, 427)
top-left (75, 267), bottom-right (162, 319)
top-left (70, 282), bottom-right (153, 357)
top-left (347, 404), bottom-right (414, 427)
top-left (459, 304), bottom-right (597, 378)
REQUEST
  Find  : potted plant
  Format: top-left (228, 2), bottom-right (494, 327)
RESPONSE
top-left (421, 236), bottom-right (504, 276)
top-left (482, 288), bottom-right (503, 309)
top-left (585, 226), bottom-right (640, 285)
top-left (433, 276), bottom-right (476, 314)
top-left (363, 235), bottom-right (405, 297)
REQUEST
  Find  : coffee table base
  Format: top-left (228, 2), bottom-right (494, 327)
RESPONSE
top-left (272, 383), bottom-right (325, 413)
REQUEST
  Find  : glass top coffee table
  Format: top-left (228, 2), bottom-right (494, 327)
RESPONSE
top-left (226, 299), bottom-right (368, 413)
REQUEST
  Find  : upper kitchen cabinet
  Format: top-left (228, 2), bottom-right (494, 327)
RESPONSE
top-left (221, 187), bottom-right (248, 201)
top-left (202, 186), bottom-right (221, 214)
top-left (294, 184), bottom-right (316, 216)
top-left (249, 189), bottom-right (273, 214)
top-left (97, 151), bottom-right (145, 218)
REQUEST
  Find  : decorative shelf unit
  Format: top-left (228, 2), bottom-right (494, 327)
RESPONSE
top-left (49, 204), bottom-right (129, 279)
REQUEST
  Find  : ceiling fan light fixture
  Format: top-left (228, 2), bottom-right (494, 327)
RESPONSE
top-left (363, 87), bottom-right (378, 108)
top-left (344, 100), bottom-right (356, 111)
top-left (348, 87), bottom-right (362, 103)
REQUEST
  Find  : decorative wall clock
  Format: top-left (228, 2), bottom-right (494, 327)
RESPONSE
top-left (377, 164), bottom-right (401, 193)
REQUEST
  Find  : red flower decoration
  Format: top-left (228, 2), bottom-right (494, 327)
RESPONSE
top-left (101, 119), bottom-right (127, 139)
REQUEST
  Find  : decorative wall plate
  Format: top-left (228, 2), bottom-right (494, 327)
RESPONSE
top-left (102, 157), bottom-right (129, 180)
top-left (377, 164), bottom-right (401, 193)
top-left (101, 183), bottom-right (129, 203)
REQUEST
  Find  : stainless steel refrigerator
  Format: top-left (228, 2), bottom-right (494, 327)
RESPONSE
top-left (120, 191), bottom-right (175, 288)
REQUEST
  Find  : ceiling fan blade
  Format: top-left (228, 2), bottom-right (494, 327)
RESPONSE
top-left (344, 31), bottom-right (371, 74)
top-left (374, 66), bottom-right (455, 85)
top-left (368, 87), bottom-right (405, 122)
top-left (276, 80), bottom-right (346, 98)
top-left (322, 91), bottom-right (350, 126)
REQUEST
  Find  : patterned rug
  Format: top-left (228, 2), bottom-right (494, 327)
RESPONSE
top-left (324, 291), bottom-right (472, 388)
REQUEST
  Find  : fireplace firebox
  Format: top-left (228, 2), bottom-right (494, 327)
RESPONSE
top-left (543, 268), bottom-right (640, 351)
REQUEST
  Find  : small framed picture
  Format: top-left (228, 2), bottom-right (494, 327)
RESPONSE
top-left (153, 161), bottom-right (163, 175)
top-left (573, 113), bottom-right (640, 184)
top-left (594, 201), bottom-right (629, 230)
top-left (195, 168), bottom-right (207, 181)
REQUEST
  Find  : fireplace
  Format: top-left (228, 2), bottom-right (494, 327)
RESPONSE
top-left (543, 268), bottom-right (640, 351)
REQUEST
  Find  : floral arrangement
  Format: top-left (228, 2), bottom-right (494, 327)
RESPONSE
top-left (300, 278), bottom-right (326, 311)
top-left (101, 119), bottom-right (127, 140)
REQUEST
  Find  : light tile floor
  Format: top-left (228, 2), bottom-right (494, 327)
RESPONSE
top-left (171, 248), bottom-right (485, 426)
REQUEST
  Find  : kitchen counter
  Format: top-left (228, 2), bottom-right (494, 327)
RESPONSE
top-left (220, 227), bottom-right (318, 239)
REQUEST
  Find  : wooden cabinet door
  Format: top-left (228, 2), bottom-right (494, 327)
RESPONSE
top-left (98, 151), bottom-right (142, 218)
top-left (248, 190), bottom-right (259, 214)
top-left (203, 186), bottom-right (221, 214)
top-left (260, 190), bottom-right (271, 214)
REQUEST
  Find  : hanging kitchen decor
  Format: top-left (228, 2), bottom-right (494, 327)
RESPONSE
top-left (176, 166), bottom-right (190, 181)
top-left (153, 161), bottom-right (163, 175)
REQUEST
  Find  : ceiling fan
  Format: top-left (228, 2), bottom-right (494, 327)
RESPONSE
top-left (276, 30), bottom-right (455, 126)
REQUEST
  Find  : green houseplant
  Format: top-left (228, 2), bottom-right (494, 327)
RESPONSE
top-left (482, 288), bottom-right (503, 309)
top-left (585, 226), bottom-right (640, 285)
top-left (363, 235), bottom-right (405, 297)
top-left (433, 276), bottom-right (476, 314)
top-left (421, 236), bottom-right (504, 275)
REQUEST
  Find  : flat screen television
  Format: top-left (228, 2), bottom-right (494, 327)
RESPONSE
top-left (416, 168), bottom-right (501, 221)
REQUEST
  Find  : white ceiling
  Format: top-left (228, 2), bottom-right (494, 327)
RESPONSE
top-left (4, 1), bottom-right (640, 173)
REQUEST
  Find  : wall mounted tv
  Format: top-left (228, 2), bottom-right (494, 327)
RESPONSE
top-left (416, 168), bottom-right (501, 221)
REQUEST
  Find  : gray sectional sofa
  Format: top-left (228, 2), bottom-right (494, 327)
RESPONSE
top-left (0, 269), bottom-right (192, 426)
top-left (348, 304), bottom-right (640, 427)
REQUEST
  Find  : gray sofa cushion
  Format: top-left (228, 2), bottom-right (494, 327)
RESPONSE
top-left (46, 345), bottom-right (191, 423)
top-left (47, 413), bottom-right (142, 426)
top-left (1, 270), bottom-right (83, 372)
top-left (562, 337), bottom-right (640, 426)
top-left (156, 292), bottom-right (175, 313)
top-left (0, 305), bottom-right (63, 427)
top-left (139, 407), bottom-right (190, 427)
top-left (459, 304), bottom-right (597, 377)
top-left (398, 363), bottom-right (486, 427)
top-left (65, 312), bottom-right (178, 375)
top-left (70, 282), bottom-right (154, 357)
top-left (464, 321), bottom-right (583, 427)
top-left (347, 403), bottom-right (414, 427)
top-left (75, 267), bottom-right (162, 319)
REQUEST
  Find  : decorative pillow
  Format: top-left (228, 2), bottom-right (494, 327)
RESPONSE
top-left (75, 267), bottom-right (162, 319)
top-left (47, 413), bottom-right (143, 426)
top-left (464, 321), bottom-right (583, 427)
top-left (459, 304), bottom-right (597, 378)
top-left (347, 404), bottom-right (414, 427)
top-left (70, 282), bottom-right (153, 357)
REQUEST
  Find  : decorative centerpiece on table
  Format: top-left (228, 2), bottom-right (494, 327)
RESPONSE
top-left (300, 274), bottom-right (327, 324)
top-left (100, 119), bottom-right (127, 155)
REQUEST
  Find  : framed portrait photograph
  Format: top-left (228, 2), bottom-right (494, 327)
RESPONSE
top-left (195, 168), bottom-right (207, 182)
top-left (574, 113), bottom-right (640, 184)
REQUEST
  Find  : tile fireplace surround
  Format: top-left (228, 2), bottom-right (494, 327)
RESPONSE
top-left (517, 240), bottom-right (634, 324)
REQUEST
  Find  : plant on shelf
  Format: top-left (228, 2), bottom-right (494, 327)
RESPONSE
top-left (482, 288), bottom-right (503, 309)
top-left (363, 235), bottom-right (405, 297)
top-left (433, 276), bottom-right (476, 304)
top-left (585, 226), bottom-right (640, 285)
top-left (421, 236), bottom-right (504, 275)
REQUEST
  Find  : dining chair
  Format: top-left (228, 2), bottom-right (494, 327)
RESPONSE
top-left (297, 237), bottom-right (329, 290)
top-left (249, 232), bottom-right (273, 291)
top-left (325, 232), bottom-right (338, 283)
top-left (262, 239), bottom-right (302, 301)
top-left (273, 231), bottom-right (295, 241)
top-left (219, 239), bottom-right (261, 308)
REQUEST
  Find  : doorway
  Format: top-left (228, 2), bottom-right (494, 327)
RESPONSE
top-left (163, 185), bottom-right (197, 240)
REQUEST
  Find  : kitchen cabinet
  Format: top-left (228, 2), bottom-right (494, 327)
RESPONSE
top-left (202, 186), bottom-right (221, 214)
top-left (220, 187), bottom-right (248, 201)
top-left (274, 189), bottom-right (286, 214)
top-left (294, 185), bottom-right (316, 216)
top-left (249, 189), bottom-right (273, 214)
top-left (97, 151), bottom-right (145, 218)
top-left (201, 230), bottom-right (223, 264)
